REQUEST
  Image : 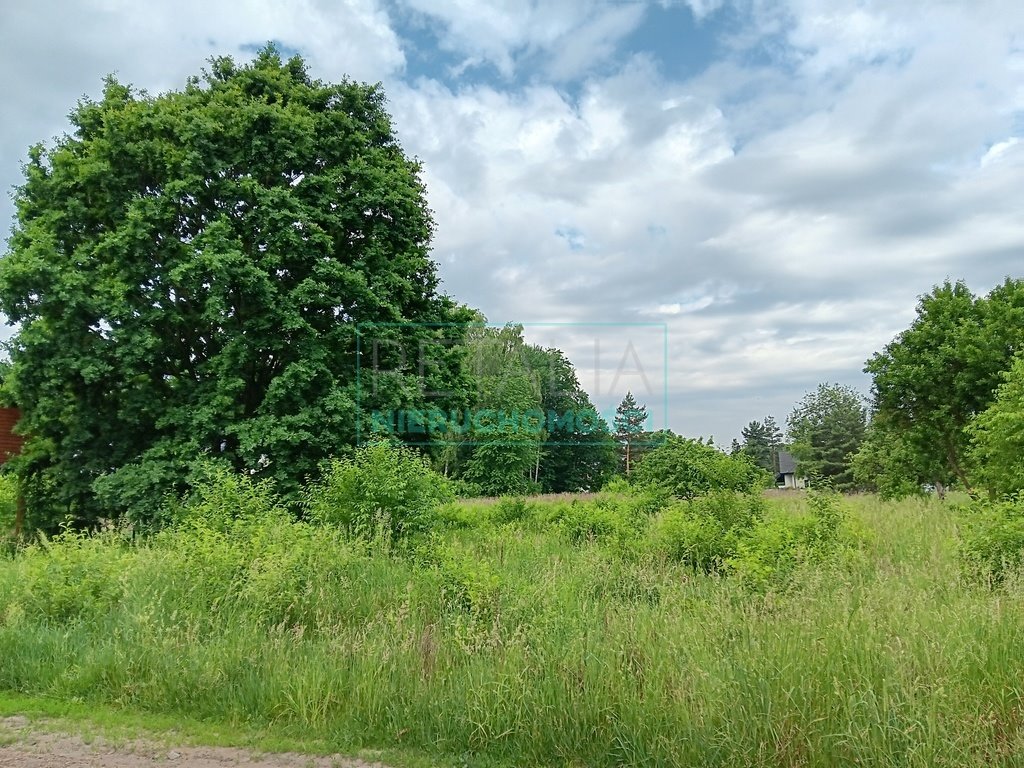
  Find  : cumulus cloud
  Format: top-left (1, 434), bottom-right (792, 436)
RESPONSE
top-left (1, 0), bottom-right (1023, 440)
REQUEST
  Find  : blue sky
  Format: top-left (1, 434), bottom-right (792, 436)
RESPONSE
top-left (1, 0), bottom-right (1023, 444)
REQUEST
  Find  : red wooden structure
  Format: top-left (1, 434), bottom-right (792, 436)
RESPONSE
top-left (0, 408), bottom-right (25, 534)
top-left (0, 408), bottom-right (23, 465)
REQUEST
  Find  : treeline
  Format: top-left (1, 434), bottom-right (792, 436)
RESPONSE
top-left (392, 322), bottom-right (619, 498)
top-left (731, 278), bottom-right (1024, 499)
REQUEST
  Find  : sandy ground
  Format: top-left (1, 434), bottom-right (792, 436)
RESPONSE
top-left (0, 716), bottom-right (391, 768)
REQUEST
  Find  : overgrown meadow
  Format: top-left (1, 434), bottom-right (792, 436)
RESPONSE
top-left (1, 448), bottom-right (1024, 767)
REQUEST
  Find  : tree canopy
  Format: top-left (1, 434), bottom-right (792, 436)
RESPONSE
top-left (969, 354), bottom-right (1024, 498)
top-left (864, 279), bottom-right (1024, 491)
top-left (786, 383), bottom-right (866, 490)
top-left (614, 391), bottom-right (648, 476)
top-left (0, 47), bottom-right (467, 528)
top-left (740, 416), bottom-right (783, 475)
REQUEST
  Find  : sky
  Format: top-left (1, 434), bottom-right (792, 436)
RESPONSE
top-left (1, 0), bottom-right (1023, 444)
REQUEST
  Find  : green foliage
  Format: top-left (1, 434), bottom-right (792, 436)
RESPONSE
top-left (651, 491), bottom-right (766, 571)
top-left (2, 528), bottom-right (136, 623)
top-left (526, 345), bottom-right (618, 493)
top-left (958, 494), bottom-right (1024, 584)
top-left (969, 355), bottom-right (1024, 498)
top-left (554, 494), bottom-right (648, 550)
top-left (787, 382), bottom-right (867, 490)
top-left (422, 325), bottom-right (616, 498)
top-left (3, 491), bottom-right (1018, 767)
top-left (176, 462), bottom-right (286, 530)
top-left (92, 451), bottom-right (235, 530)
top-left (457, 324), bottom-right (543, 496)
top-left (0, 474), bottom-right (17, 535)
top-left (433, 549), bottom-right (504, 621)
top-left (632, 434), bottom-right (770, 499)
top-left (0, 46), bottom-right (462, 530)
top-left (740, 415), bottom-right (783, 473)
top-left (304, 442), bottom-right (453, 541)
top-left (851, 418), bottom-right (928, 500)
top-left (729, 491), bottom-right (856, 590)
top-left (613, 391), bottom-right (648, 475)
top-left (866, 279), bottom-right (1024, 491)
top-left (651, 490), bottom-right (858, 590)
top-left (490, 496), bottom-right (535, 526)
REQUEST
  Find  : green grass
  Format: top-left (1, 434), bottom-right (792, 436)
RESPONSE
top-left (1, 491), bottom-right (1024, 766)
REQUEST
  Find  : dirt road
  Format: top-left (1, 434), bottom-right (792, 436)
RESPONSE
top-left (0, 716), bottom-right (390, 768)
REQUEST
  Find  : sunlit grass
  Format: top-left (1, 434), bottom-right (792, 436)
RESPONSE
top-left (1, 491), bottom-right (1022, 766)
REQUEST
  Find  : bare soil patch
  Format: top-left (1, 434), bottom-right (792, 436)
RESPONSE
top-left (0, 716), bottom-right (390, 768)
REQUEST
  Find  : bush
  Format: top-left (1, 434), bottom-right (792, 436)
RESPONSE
top-left (304, 442), bottom-right (453, 541)
top-left (651, 491), bottom-right (766, 571)
top-left (633, 436), bottom-right (770, 500)
top-left (491, 496), bottom-right (535, 526)
top-left (1, 527), bottom-right (134, 622)
top-left (91, 446), bottom-right (229, 529)
top-left (557, 498), bottom-right (646, 549)
top-left (728, 491), bottom-right (856, 590)
top-left (958, 494), bottom-right (1024, 584)
top-left (176, 462), bottom-right (287, 530)
top-left (650, 490), bottom-right (859, 588)
top-left (0, 473), bottom-right (18, 535)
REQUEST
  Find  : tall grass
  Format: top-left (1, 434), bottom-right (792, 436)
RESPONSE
top-left (2, 489), bottom-right (1024, 766)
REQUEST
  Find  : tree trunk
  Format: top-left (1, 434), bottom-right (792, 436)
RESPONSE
top-left (945, 439), bottom-right (972, 494)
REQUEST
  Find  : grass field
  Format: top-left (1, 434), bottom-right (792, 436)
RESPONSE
top-left (1, 489), bottom-right (1023, 767)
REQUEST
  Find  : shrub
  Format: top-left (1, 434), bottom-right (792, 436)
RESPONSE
top-left (304, 442), bottom-right (453, 541)
top-left (651, 490), bottom-right (859, 589)
top-left (491, 496), bottom-right (535, 526)
top-left (176, 462), bottom-right (287, 530)
top-left (545, 493), bottom-right (651, 553)
top-left (729, 491), bottom-right (855, 589)
top-left (0, 473), bottom-right (18, 536)
top-left (2, 527), bottom-right (134, 622)
top-left (91, 447), bottom-right (230, 529)
top-left (651, 491), bottom-right (766, 571)
top-left (958, 494), bottom-right (1024, 584)
top-left (633, 436), bottom-right (770, 500)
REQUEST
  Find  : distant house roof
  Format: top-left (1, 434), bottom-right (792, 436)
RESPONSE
top-left (777, 450), bottom-right (797, 475)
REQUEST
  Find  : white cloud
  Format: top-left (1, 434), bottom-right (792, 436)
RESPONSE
top-left (981, 137), bottom-right (1021, 167)
top-left (396, 0), bottom-right (646, 80)
top-left (661, 0), bottom-right (727, 21)
top-left (2, 0), bottom-right (1024, 439)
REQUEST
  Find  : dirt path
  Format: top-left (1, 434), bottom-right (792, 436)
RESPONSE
top-left (0, 716), bottom-right (390, 768)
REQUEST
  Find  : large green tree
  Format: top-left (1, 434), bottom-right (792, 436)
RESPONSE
top-left (851, 416), bottom-right (932, 499)
top-left (864, 279), bottom-right (1024, 491)
top-left (787, 383), bottom-right (867, 490)
top-left (969, 354), bottom-right (1024, 498)
top-left (0, 47), bottom-right (464, 528)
